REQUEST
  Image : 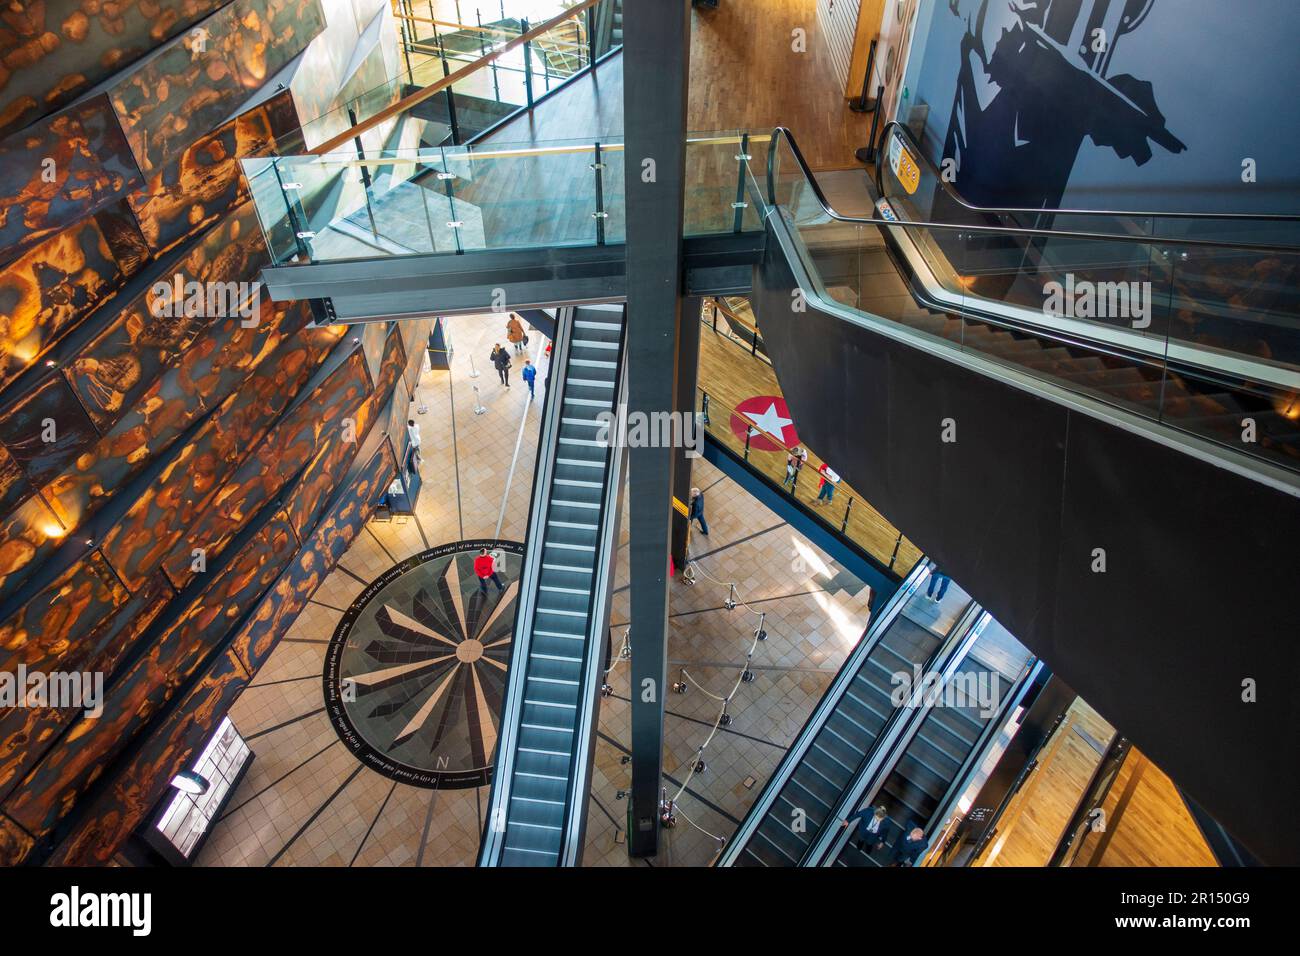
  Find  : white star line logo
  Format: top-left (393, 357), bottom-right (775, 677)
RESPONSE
top-left (746, 401), bottom-right (794, 442)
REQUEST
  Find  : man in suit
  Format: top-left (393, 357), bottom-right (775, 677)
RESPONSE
top-left (890, 826), bottom-right (928, 867)
top-left (841, 805), bottom-right (896, 855)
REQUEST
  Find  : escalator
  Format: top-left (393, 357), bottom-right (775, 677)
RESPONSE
top-left (824, 617), bottom-right (1039, 868)
top-left (478, 305), bottom-right (627, 866)
top-left (752, 126), bottom-right (1300, 864)
top-left (718, 561), bottom-right (979, 866)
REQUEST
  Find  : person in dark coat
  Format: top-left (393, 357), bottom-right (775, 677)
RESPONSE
top-left (492, 343), bottom-right (512, 387)
top-left (841, 805), bottom-right (896, 854)
top-left (688, 486), bottom-right (709, 536)
top-left (890, 826), bottom-right (927, 866)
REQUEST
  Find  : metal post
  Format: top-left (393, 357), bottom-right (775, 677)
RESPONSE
top-left (841, 496), bottom-right (854, 534)
top-left (743, 428), bottom-right (751, 460)
top-left (888, 532), bottom-right (902, 570)
top-left (671, 295), bottom-right (703, 569)
top-left (623, 0), bottom-right (690, 862)
top-left (592, 141), bottom-right (608, 245)
top-left (521, 18), bottom-right (534, 107)
top-left (855, 85), bottom-right (886, 165)
top-left (436, 35), bottom-right (460, 145)
top-left (849, 39), bottom-right (878, 113)
top-left (731, 131), bottom-right (750, 233)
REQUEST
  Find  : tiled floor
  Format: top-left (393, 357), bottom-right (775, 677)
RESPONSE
top-left (199, 315), bottom-right (876, 867)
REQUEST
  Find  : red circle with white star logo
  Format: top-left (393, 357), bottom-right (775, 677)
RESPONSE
top-left (729, 396), bottom-right (799, 452)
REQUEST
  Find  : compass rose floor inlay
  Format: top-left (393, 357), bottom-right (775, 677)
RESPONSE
top-left (323, 540), bottom-right (522, 789)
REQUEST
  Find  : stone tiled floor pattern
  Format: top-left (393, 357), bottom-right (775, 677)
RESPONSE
top-left (201, 321), bottom-right (877, 867)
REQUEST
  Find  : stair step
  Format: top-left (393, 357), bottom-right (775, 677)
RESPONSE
top-left (575, 319), bottom-right (622, 331)
top-left (567, 378), bottom-right (615, 388)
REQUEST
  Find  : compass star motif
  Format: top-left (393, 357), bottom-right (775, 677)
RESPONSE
top-left (323, 542), bottom-right (522, 789)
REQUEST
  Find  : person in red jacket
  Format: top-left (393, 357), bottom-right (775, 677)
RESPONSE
top-left (474, 548), bottom-right (506, 594)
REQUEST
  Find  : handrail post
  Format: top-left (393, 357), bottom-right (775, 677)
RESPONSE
top-left (435, 34), bottom-right (460, 145)
top-left (743, 428), bottom-right (751, 461)
top-left (521, 18), bottom-right (535, 106)
top-left (849, 39), bottom-right (878, 113)
top-left (701, 389), bottom-right (710, 426)
top-left (271, 159), bottom-right (313, 263)
top-left (592, 141), bottom-right (608, 245)
top-left (439, 147), bottom-right (464, 255)
top-left (862, 86), bottom-right (885, 164)
top-left (841, 496), bottom-right (853, 534)
top-left (888, 532), bottom-right (902, 570)
top-left (587, 3), bottom-right (597, 66)
top-left (732, 131), bottom-right (751, 233)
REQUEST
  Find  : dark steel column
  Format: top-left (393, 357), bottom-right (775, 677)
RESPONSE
top-left (622, 0), bottom-right (691, 860)
top-left (671, 296), bottom-right (703, 569)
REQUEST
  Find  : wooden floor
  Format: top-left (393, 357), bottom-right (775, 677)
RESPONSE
top-left (975, 697), bottom-right (1116, 867)
top-left (698, 305), bottom-right (923, 574)
top-left (688, 0), bottom-right (877, 171)
top-left (1086, 749), bottom-right (1218, 867)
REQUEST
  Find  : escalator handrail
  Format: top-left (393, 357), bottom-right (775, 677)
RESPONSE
top-left (556, 308), bottom-right (629, 866)
top-left (766, 127), bottom-right (1300, 254)
top-left (875, 120), bottom-right (1300, 227)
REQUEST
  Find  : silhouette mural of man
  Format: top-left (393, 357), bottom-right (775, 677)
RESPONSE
top-left (938, 0), bottom-right (1185, 213)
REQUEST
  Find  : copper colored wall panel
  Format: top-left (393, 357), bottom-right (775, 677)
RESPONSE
top-left (127, 89), bottom-right (298, 255)
top-left (0, 373), bottom-right (101, 487)
top-left (46, 646), bottom-right (249, 866)
top-left (0, 549), bottom-right (127, 676)
top-left (0, 444), bottom-right (29, 516)
top-left (162, 346), bottom-right (371, 589)
top-left (232, 443), bottom-right (393, 675)
top-left (354, 322), bottom-right (404, 438)
top-left (0, 0), bottom-right (230, 138)
top-left (97, 329), bottom-right (339, 590)
top-left (0, 811), bottom-right (32, 865)
top-left (37, 301), bottom-right (327, 541)
top-left (0, 94), bottom-right (142, 265)
top-left (281, 427), bottom-right (358, 541)
top-left (228, 0), bottom-right (327, 91)
top-left (0, 573), bottom-right (170, 802)
top-left (0, 472), bottom-right (66, 604)
top-left (2, 517), bottom-right (293, 841)
top-left (0, 212), bottom-right (136, 390)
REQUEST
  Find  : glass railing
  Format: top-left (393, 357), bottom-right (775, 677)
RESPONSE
top-left (279, 0), bottom-right (620, 156)
top-left (768, 127), bottom-right (1300, 474)
top-left (695, 385), bottom-right (922, 574)
top-left (241, 132), bottom-right (767, 265)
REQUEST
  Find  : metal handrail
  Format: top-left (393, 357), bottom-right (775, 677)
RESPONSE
top-left (767, 126), bottom-right (1300, 254)
top-left (877, 120), bottom-right (1300, 226)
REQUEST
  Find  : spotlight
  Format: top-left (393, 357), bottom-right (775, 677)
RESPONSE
top-left (170, 770), bottom-right (210, 795)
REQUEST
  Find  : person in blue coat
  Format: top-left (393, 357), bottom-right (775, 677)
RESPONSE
top-left (688, 487), bottom-right (709, 536)
top-left (522, 360), bottom-right (537, 400)
top-left (841, 805), bottom-right (896, 855)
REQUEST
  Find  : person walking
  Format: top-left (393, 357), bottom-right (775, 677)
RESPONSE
top-left (492, 343), bottom-right (512, 387)
top-left (507, 315), bottom-right (526, 354)
top-left (816, 461), bottom-right (838, 504)
top-left (522, 359), bottom-right (537, 400)
top-left (406, 419), bottom-right (423, 466)
top-left (927, 569), bottom-right (951, 602)
top-left (688, 487), bottom-right (709, 536)
top-left (840, 806), bottom-right (896, 855)
top-left (473, 548), bottom-right (506, 594)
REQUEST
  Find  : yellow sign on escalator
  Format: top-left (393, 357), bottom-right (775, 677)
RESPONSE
top-left (889, 132), bottom-right (921, 196)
